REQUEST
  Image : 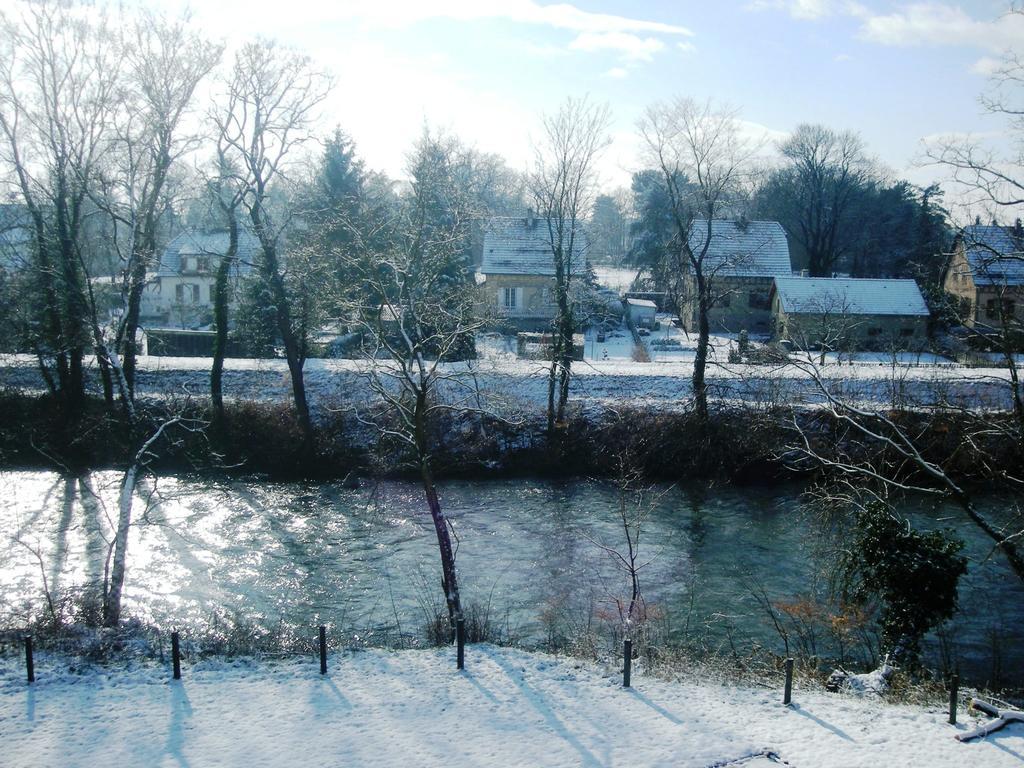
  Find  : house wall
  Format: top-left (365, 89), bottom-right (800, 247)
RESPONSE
top-left (943, 246), bottom-right (1024, 329)
top-left (772, 300), bottom-right (928, 350)
top-left (481, 273), bottom-right (560, 330)
top-left (683, 275), bottom-right (775, 334)
top-left (142, 275), bottom-right (220, 328)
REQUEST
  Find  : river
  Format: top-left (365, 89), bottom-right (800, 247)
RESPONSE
top-left (1, 472), bottom-right (1020, 687)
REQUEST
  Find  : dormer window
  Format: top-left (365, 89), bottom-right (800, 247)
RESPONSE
top-left (181, 255), bottom-right (210, 274)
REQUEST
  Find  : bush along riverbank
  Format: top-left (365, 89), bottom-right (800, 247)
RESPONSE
top-left (0, 388), bottom-right (1022, 486)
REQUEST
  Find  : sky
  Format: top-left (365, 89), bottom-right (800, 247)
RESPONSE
top-left (15, 1), bottom-right (1024, 214)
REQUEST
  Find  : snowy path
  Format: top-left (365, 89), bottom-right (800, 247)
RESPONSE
top-left (1, 646), bottom-right (1020, 767)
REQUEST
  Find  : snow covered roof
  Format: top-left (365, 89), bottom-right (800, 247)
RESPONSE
top-left (773, 277), bottom-right (930, 317)
top-left (959, 224), bottom-right (1024, 286)
top-left (480, 216), bottom-right (588, 277)
top-left (157, 230), bottom-right (261, 277)
top-left (688, 220), bottom-right (791, 278)
top-left (625, 298), bottom-right (657, 309)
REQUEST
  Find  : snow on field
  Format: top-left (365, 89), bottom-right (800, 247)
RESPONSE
top-left (0, 645), bottom-right (1018, 768)
top-left (593, 266), bottom-right (639, 294)
top-left (0, 350), bottom-right (1017, 415)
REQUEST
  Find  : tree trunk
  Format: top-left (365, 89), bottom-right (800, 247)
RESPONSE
top-left (421, 463), bottom-right (462, 626)
top-left (211, 215), bottom-right (238, 431)
top-left (692, 271), bottom-right (710, 421)
top-left (103, 462), bottom-right (136, 627)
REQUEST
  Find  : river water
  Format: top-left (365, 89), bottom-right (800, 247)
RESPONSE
top-left (1, 471), bottom-right (1020, 687)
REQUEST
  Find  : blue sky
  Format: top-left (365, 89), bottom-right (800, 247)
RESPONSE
top-left (168, 1), bottom-right (1021, 205)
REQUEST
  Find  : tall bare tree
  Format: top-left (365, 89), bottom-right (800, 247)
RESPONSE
top-left (348, 131), bottom-right (483, 630)
top-left (94, 11), bottom-right (221, 407)
top-left (213, 40), bottom-right (332, 450)
top-left (529, 97), bottom-right (610, 435)
top-left (0, 1), bottom-right (120, 419)
top-left (638, 97), bottom-right (757, 420)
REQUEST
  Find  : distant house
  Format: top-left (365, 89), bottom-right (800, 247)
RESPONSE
top-left (771, 277), bottom-right (930, 350)
top-left (943, 222), bottom-right (1024, 332)
top-left (625, 297), bottom-right (656, 329)
top-left (142, 229), bottom-right (260, 329)
top-left (478, 215), bottom-right (589, 331)
top-left (680, 220), bottom-right (792, 334)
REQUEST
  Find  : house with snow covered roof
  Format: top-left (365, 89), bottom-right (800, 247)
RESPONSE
top-left (141, 229), bottom-right (261, 329)
top-left (771, 276), bottom-right (930, 350)
top-left (478, 214), bottom-right (589, 330)
top-left (680, 219), bottom-right (792, 334)
top-left (943, 221), bottom-right (1024, 334)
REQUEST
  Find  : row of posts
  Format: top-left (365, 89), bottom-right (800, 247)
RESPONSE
top-left (17, 620), bottom-right (468, 683)
top-left (16, 632), bottom-right (963, 721)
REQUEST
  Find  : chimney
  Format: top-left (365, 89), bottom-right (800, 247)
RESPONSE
top-left (526, 207), bottom-right (535, 228)
top-left (1015, 218), bottom-right (1023, 238)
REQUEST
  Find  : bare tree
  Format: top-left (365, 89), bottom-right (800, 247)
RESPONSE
top-left (769, 124), bottom-right (873, 278)
top-left (638, 97), bottom-right (758, 420)
top-left (213, 40), bottom-right (332, 450)
top-left (347, 131), bottom-right (484, 630)
top-left (529, 97), bottom-right (611, 436)
top-left (789, 357), bottom-right (1024, 585)
top-left (0, 1), bottom-right (121, 419)
top-left (94, 11), bottom-right (221, 407)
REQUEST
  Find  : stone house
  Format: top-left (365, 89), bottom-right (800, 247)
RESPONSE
top-left (943, 222), bottom-right (1024, 333)
top-left (771, 276), bottom-right (930, 350)
top-left (142, 229), bottom-right (260, 329)
top-left (478, 215), bottom-right (588, 331)
top-left (680, 220), bottom-right (792, 335)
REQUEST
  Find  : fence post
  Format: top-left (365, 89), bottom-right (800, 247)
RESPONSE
top-left (319, 625), bottom-right (327, 676)
top-left (623, 639), bottom-right (632, 688)
top-left (783, 658), bottom-right (794, 705)
top-left (171, 631), bottom-right (181, 681)
top-left (456, 618), bottom-right (465, 670)
top-left (24, 636), bottom-right (34, 684)
top-left (949, 674), bottom-right (959, 725)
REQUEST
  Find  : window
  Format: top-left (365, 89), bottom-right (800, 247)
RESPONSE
top-left (986, 298), bottom-right (1016, 319)
top-left (748, 291), bottom-right (769, 310)
top-left (867, 327), bottom-right (883, 337)
top-left (717, 293), bottom-right (731, 308)
top-left (503, 286), bottom-right (518, 309)
top-left (900, 327), bottom-right (915, 337)
top-left (176, 283), bottom-right (199, 303)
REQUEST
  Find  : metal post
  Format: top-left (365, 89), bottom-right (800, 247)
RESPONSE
top-left (623, 639), bottom-right (632, 688)
top-left (783, 658), bottom-right (794, 705)
top-left (949, 674), bottom-right (959, 725)
top-left (456, 618), bottom-right (465, 670)
top-left (319, 625), bottom-right (327, 675)
top-left (25, 636), bottom-right (34, 684)
top-left (171, 631), bottom-right (181, 680)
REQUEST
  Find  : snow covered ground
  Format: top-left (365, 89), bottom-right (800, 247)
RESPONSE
top-left (1, 645), bottom-right (1019, 767)
top-left (0, 350), bottom-right (1017, 414)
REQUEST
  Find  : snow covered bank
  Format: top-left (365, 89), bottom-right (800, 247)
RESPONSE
top-left (1, 645), bottom-right (1019, 767)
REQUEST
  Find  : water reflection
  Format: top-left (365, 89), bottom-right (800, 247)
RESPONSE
top-left (0, 471), bottom-right (1021, 687)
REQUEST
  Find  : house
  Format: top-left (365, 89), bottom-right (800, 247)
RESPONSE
top-left (142, 229), bottom-right (260, 329)
top-left (771, 277), bottom-right (930, 350)
top-left (478, 215), bottom-right (589, 331)
top-left (680, 220), bottom-right (792, 334)
top-left (625, 297), bottom-right (656, 329)
top-left (943, 222), bottom-right (1024, 332)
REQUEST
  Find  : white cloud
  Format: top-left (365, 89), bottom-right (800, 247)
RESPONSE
top-left (834, 52), bottom-right (853, 62)
top-left (859, 3), bottom-right (1024, 52)
top-left (604, 67), bottom-right (629, 80)
top-left (744, 0), bottom-right (865, 21)
top-left (569, 31), bottom-right (665, 62)
top-left (676, 41), bottom-right (697, 55)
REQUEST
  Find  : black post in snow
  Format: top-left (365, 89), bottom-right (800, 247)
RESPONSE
top-left (783, 658), bottom-right (794, 705)
top-left (456, 618), bottom-right (465, 670)
top-left (24, 636), bottom-right (34, 684)
top-left (623, 639), bottom-right (632, 688)
top-left (319, 625), bottom-right (328, 676)
top-left (171, 631), bottom-right (181, 680)
top-left (949, 674), bottom-right (959, 725)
